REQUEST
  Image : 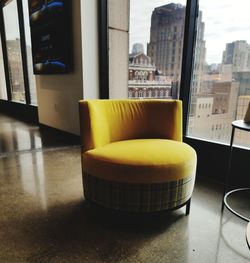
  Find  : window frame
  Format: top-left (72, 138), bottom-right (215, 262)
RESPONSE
top-left (179, 0), bottom-right (199, 135)
top-left (0, 4), bottom-right (11, 100)
top-left (98, 0), bottom-right (109, 99)
top-left (16, 0), bottom-right (31, 104)
top-left (99, 0), bottom-right (250, 186)
top-left (0, 0), bottom-right (33, 104)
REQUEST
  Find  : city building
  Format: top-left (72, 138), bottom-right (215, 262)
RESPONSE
top-left (219, 64), bottom-right (232, 82)
top-left (188, 81), bottom-right (239, 142)
top-left (233, 71), bottom-right (250, 96)
top-left (6, 40), bottom-right (37, 104)
top-left (222, 40), bottom-right (250, 73)
top-left (235, 95), bottom-right (250, 147)
top-left (147, 3), bottom-right (206, 97)
top-left (190, 11), bottom-right (206, 95)
top-left (147, 3), bottom-right (185, 82)
top-left (6, 39), bottom-right (25, 102)
top-left (188, 39), bottom-right (250, 144)
top-left (128, 50), bottom-right (171, 99)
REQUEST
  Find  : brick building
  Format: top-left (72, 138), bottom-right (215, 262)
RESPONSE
top-left (128, 51), bottom-right (171, 99)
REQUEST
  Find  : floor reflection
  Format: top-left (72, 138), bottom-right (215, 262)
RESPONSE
top-left (186, 178), bottom-right (250, 263)
top-left (215, 215), bottom-right (250, 262)
top-left (1, 113), bottom-right (250, 262)
top-left (0, 113), bottom-right (79, 153)
top-left (0, 114), bottom-right (42, 153)
top-left (19, 151), bottom-right (47, 210)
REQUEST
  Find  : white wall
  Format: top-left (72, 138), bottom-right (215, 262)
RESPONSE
top-left (108, 0), bottom-right (129, 99)
top-left (36, 0), bottom-right (100, 135)
top-left (81, 0), bottom-right (99, 99)
top-left (36, 0), bottom-right (129, 134)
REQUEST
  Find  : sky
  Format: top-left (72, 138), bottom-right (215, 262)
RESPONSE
top-left (3, 0), bottom-right (250, 65)
top-left (3, 0), bottom-right (33, 46)
top-left (130, 0), bottom-right (250, 64)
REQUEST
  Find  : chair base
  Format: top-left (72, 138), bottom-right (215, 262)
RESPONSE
top-left (85, 196), bottom-right (192, 216)
top-left (185, 199), bottom-right (191, 215)
top-left (83, 173), bottom-right (195, 213)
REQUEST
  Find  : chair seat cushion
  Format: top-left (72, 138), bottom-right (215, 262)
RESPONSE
top-left (82, 139), bottom-right (197, 184)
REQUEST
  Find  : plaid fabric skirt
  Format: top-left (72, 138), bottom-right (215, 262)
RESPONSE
top-left (83, 174), bottom-right (195, 212)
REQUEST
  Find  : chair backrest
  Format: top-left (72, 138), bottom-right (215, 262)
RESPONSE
top-left (79, 99), bottom-right (182, 152)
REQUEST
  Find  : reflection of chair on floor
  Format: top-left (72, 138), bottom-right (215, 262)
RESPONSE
top-left (79, 100), bottom-right (197, 214)
top-left (247, 222), bottom-right (250, 249)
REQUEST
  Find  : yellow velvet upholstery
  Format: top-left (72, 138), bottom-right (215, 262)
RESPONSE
top-left (79, 99), bottom-right (197, 212)
top-left (83, 139), bottom-right (196, 183)
top-left (79, 99), bottom-right (182, 152)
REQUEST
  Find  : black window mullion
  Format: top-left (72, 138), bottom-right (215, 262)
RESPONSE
top-left (98, 0), bottom-right (109, 99)
top-left (179, 0), bottom-right (199, 136)
top-left (16, 0), bottom-right (31, 105)
top-left (0, 4), bottom-right (12, 101)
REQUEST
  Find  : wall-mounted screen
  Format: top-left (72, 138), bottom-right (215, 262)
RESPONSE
top-left (28, 0), bottom-right (72, 74)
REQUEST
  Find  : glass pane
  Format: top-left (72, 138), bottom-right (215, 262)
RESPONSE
top-left (129, 0), bottom-right (186, 99)
top-left (188, 0), bottom-right (250, 148)
top-left (22, 0), bottom-right (37, 105)
top-left (0, 33), bottom-right (7, 100)
top-left (3, 0), bottom-right (25, 103)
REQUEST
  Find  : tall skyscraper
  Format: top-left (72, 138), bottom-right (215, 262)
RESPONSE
top-left (147, 3), bottom-right (185, 81)
top-left (191, 11), bottom-right (206, 95)
top-left (222, 40), bottom-right (250, 73)
top-left (6, 39), bottom-right (25, 102)
top-left (147, 3), bottom-right (206, 98)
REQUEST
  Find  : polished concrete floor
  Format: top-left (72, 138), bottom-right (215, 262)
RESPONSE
top-left (0, 114), bottom-right (250, 262)
top-left (0, 114), bottom-right (79, 154)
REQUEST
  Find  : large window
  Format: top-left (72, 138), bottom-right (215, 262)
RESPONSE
top-left (129, 0), bottom-right (186, 100)
top-left (187, 0), bottom-right (250, 148)
top-left (0, 0), bottom-right (37, 105)
top-left (0, 33), bottom-right (7, 100)
top-left (128, 0), bottom-right (250, 147)
top-left (102, 0), bottom-right (249, 184)
top-left (22, 0), bottom-right (37, 105)
top-left (3, 0), bottom-right (25, 103)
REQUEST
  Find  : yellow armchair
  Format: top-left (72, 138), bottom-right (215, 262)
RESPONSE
top-left (79, 99), bottom-right (197, 213)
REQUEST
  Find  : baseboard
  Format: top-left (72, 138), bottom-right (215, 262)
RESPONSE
top-left (39, 123), bottom-right (80, 146)
top-left (185, 136), bottom-right (250, 187)
top-left (0, 99), bottom-right (38, 123)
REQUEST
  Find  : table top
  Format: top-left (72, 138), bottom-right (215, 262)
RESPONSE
top-left (247, 222), bottom-right (250, 249)
top-left (232, 120), bottom-right (250, 132)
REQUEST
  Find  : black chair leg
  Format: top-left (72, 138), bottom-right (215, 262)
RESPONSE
top-left (186, 199), bottom-right (191, 215)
